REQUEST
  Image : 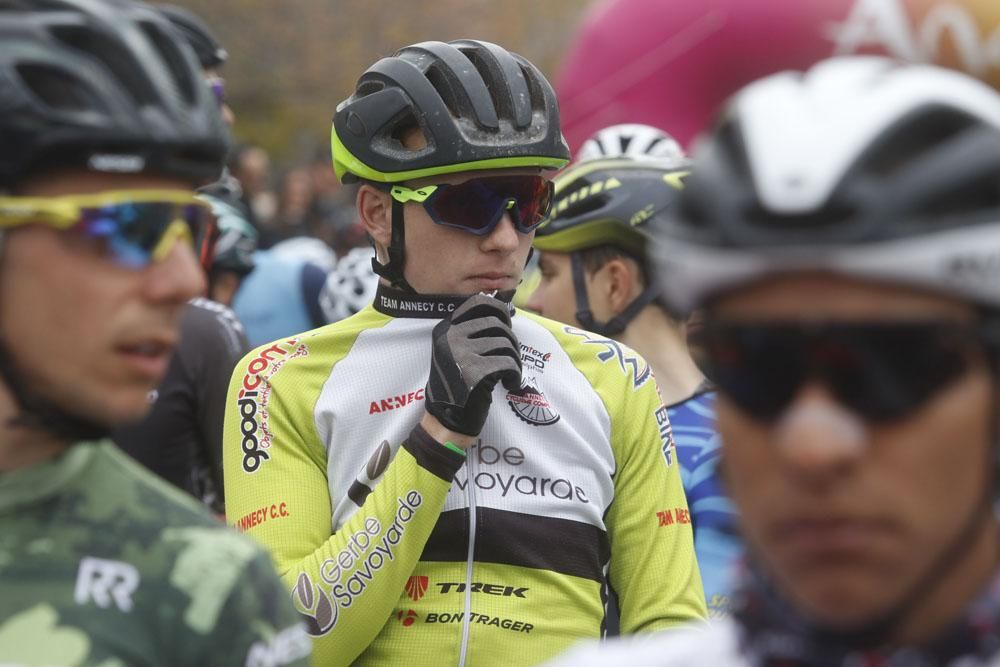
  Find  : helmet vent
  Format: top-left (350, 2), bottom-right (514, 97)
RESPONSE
top-left (716, 119), bottom-right (752, 179)
top-left (16, 64), bottom-right (96, 112)
top-left (461, 50), bottom-right (509, 124)
top-left (560, 195), bottom-right (607, 220)
top-left (922, 172), bottom-right (1000, 222)
top-left (356, 80), bottom-right (384, 97)
top-left (388, 111), bottom-right (425, 148)
top-left (424, 64), bottom-right (462, 119)
top-left (862, 107), bottom-right (976, 177)
top-left (137, 20), bottom-right (197, 105)
top-left (744, 202), bottom-right (856, 234)
top-left (49, 24), bottom-right (157, 106)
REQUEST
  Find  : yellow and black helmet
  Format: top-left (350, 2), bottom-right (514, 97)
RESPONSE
top-left (533, 157), bottom-right (690, 258)
top-left (532, 157), bottom-right (690, 336)
top-left (332, 39), bottom-right (570, 184)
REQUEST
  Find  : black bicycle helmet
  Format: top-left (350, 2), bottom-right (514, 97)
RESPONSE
top-left (156, 4), bottom-right (227, 69)
top-left (0, 0), bottom-right (229, 190)
top-left (198, 191), bottom-right (257, 277)
top-left (654, 56), bottom-right (1000, 315)
top-left (331, 39), bottom-right (570, 184)
top-left (533, 157), bottom-right (689, 334)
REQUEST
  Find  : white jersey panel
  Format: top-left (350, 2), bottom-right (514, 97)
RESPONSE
top-left (312, 313), bottom-right (615, 533)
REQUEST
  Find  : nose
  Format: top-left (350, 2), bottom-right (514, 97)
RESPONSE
top-left (481, 210), bottom-right (521, 254)
top-left (771, 383), bottom-right (868, 487)
top-left (143, 241), bottom-right (206, 305)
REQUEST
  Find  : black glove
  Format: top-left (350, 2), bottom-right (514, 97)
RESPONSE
top-left (425, 294), bottom-right (522, 436)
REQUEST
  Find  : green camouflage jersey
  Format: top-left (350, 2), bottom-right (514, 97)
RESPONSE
top-left (0, 440), bottom-right (311, 667)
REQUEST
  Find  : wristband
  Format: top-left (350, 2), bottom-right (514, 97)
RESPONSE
top-left (442, 441), bottom-right (466, 456)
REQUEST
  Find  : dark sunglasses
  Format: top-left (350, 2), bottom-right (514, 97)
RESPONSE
top-left (698, 320), bottom-right (991, 423)
top-left (389, 175), bottom-right (553, 236)
top-left (0, 190), bottom-right (218, 270)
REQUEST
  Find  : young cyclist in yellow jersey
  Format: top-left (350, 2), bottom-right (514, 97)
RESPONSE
top-left (223, 38), bottom-right (706, 666)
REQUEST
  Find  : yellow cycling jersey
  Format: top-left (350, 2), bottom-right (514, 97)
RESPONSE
top-left (223, 286), bottom-right (706, 666)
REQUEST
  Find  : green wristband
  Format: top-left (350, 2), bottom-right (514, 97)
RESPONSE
top-left (443, 441), bottom-right (466, 456)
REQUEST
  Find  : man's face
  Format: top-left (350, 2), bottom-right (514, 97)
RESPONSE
top-left (0, 171), bottom-right (206, 427)
top-left (526, 251), bottom-right (577, 324)
top-left (710, 274), bottom-right (994, 628)
top-left (396, 169), bottom-right (538, 295)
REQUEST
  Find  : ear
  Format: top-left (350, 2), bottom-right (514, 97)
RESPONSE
top-left (357, 184), bottom-right (392, 252)
top-left (602, 256), bottom-right (641, 314)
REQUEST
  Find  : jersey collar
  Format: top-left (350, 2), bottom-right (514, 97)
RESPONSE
top-left (373, 283), bottom-right (516, 319)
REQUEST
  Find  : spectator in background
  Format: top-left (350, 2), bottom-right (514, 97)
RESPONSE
top-left (307, 147), bottom-right (360, 255)
top-left (229, 144), bottom-right (277, 228)
top-left (260, 166), bottom-right (314, 247)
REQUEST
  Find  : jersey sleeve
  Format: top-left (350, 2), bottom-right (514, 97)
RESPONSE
top-left (222, 332), bottom-right (466, 665)
top-left (603, 368), bottom-right (708, 631)
top-left (669, 394), bottom-right (742, 616)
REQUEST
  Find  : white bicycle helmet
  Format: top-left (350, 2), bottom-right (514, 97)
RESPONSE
top-left (576, 123), bottom-right (686, 165)
top-left (319, 247), bottom-right (380, 323)
top-left (654, 56), bottom-right (1000, 314)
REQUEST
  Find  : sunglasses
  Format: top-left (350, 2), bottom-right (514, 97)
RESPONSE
top-left (698, 321), bottom-right (991, 423)
top-left (390, 175), bottom-right (554, 236)
top-left (0, 190), bottom-right (217, 269)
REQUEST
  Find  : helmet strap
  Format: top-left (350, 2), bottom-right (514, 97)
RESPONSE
top-left (370, 198), bottom-right (416, 294)
top-left (571, 251), bottom-right (657, 337)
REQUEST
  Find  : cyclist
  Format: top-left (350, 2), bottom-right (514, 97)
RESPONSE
top-left (551, 56), bottom-right (1000, 665)
top-left (199, 183), bottom-right (259, 308)
top-left (231, 240), bottom-right (330, 347)
top-left (223, 38), bottom-right (706, 666)
top-left (527, 140), bottom-right (739, 616)
top-left (556, 0), bottom-right (1000, 151)
top-left (0, 1), bottom-right (309, 664)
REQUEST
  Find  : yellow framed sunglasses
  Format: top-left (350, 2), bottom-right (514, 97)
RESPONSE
top-left (0, 190), bottom-right (216, 268)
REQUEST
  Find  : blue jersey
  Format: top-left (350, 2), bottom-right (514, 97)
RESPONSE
top-left (232, 250), bottom-right (328, 347)
top-left (668, 390), bottom-right (742, 616)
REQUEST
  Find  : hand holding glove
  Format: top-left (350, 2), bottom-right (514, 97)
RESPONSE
top-left (424, 295), bottom-right (522, 437)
